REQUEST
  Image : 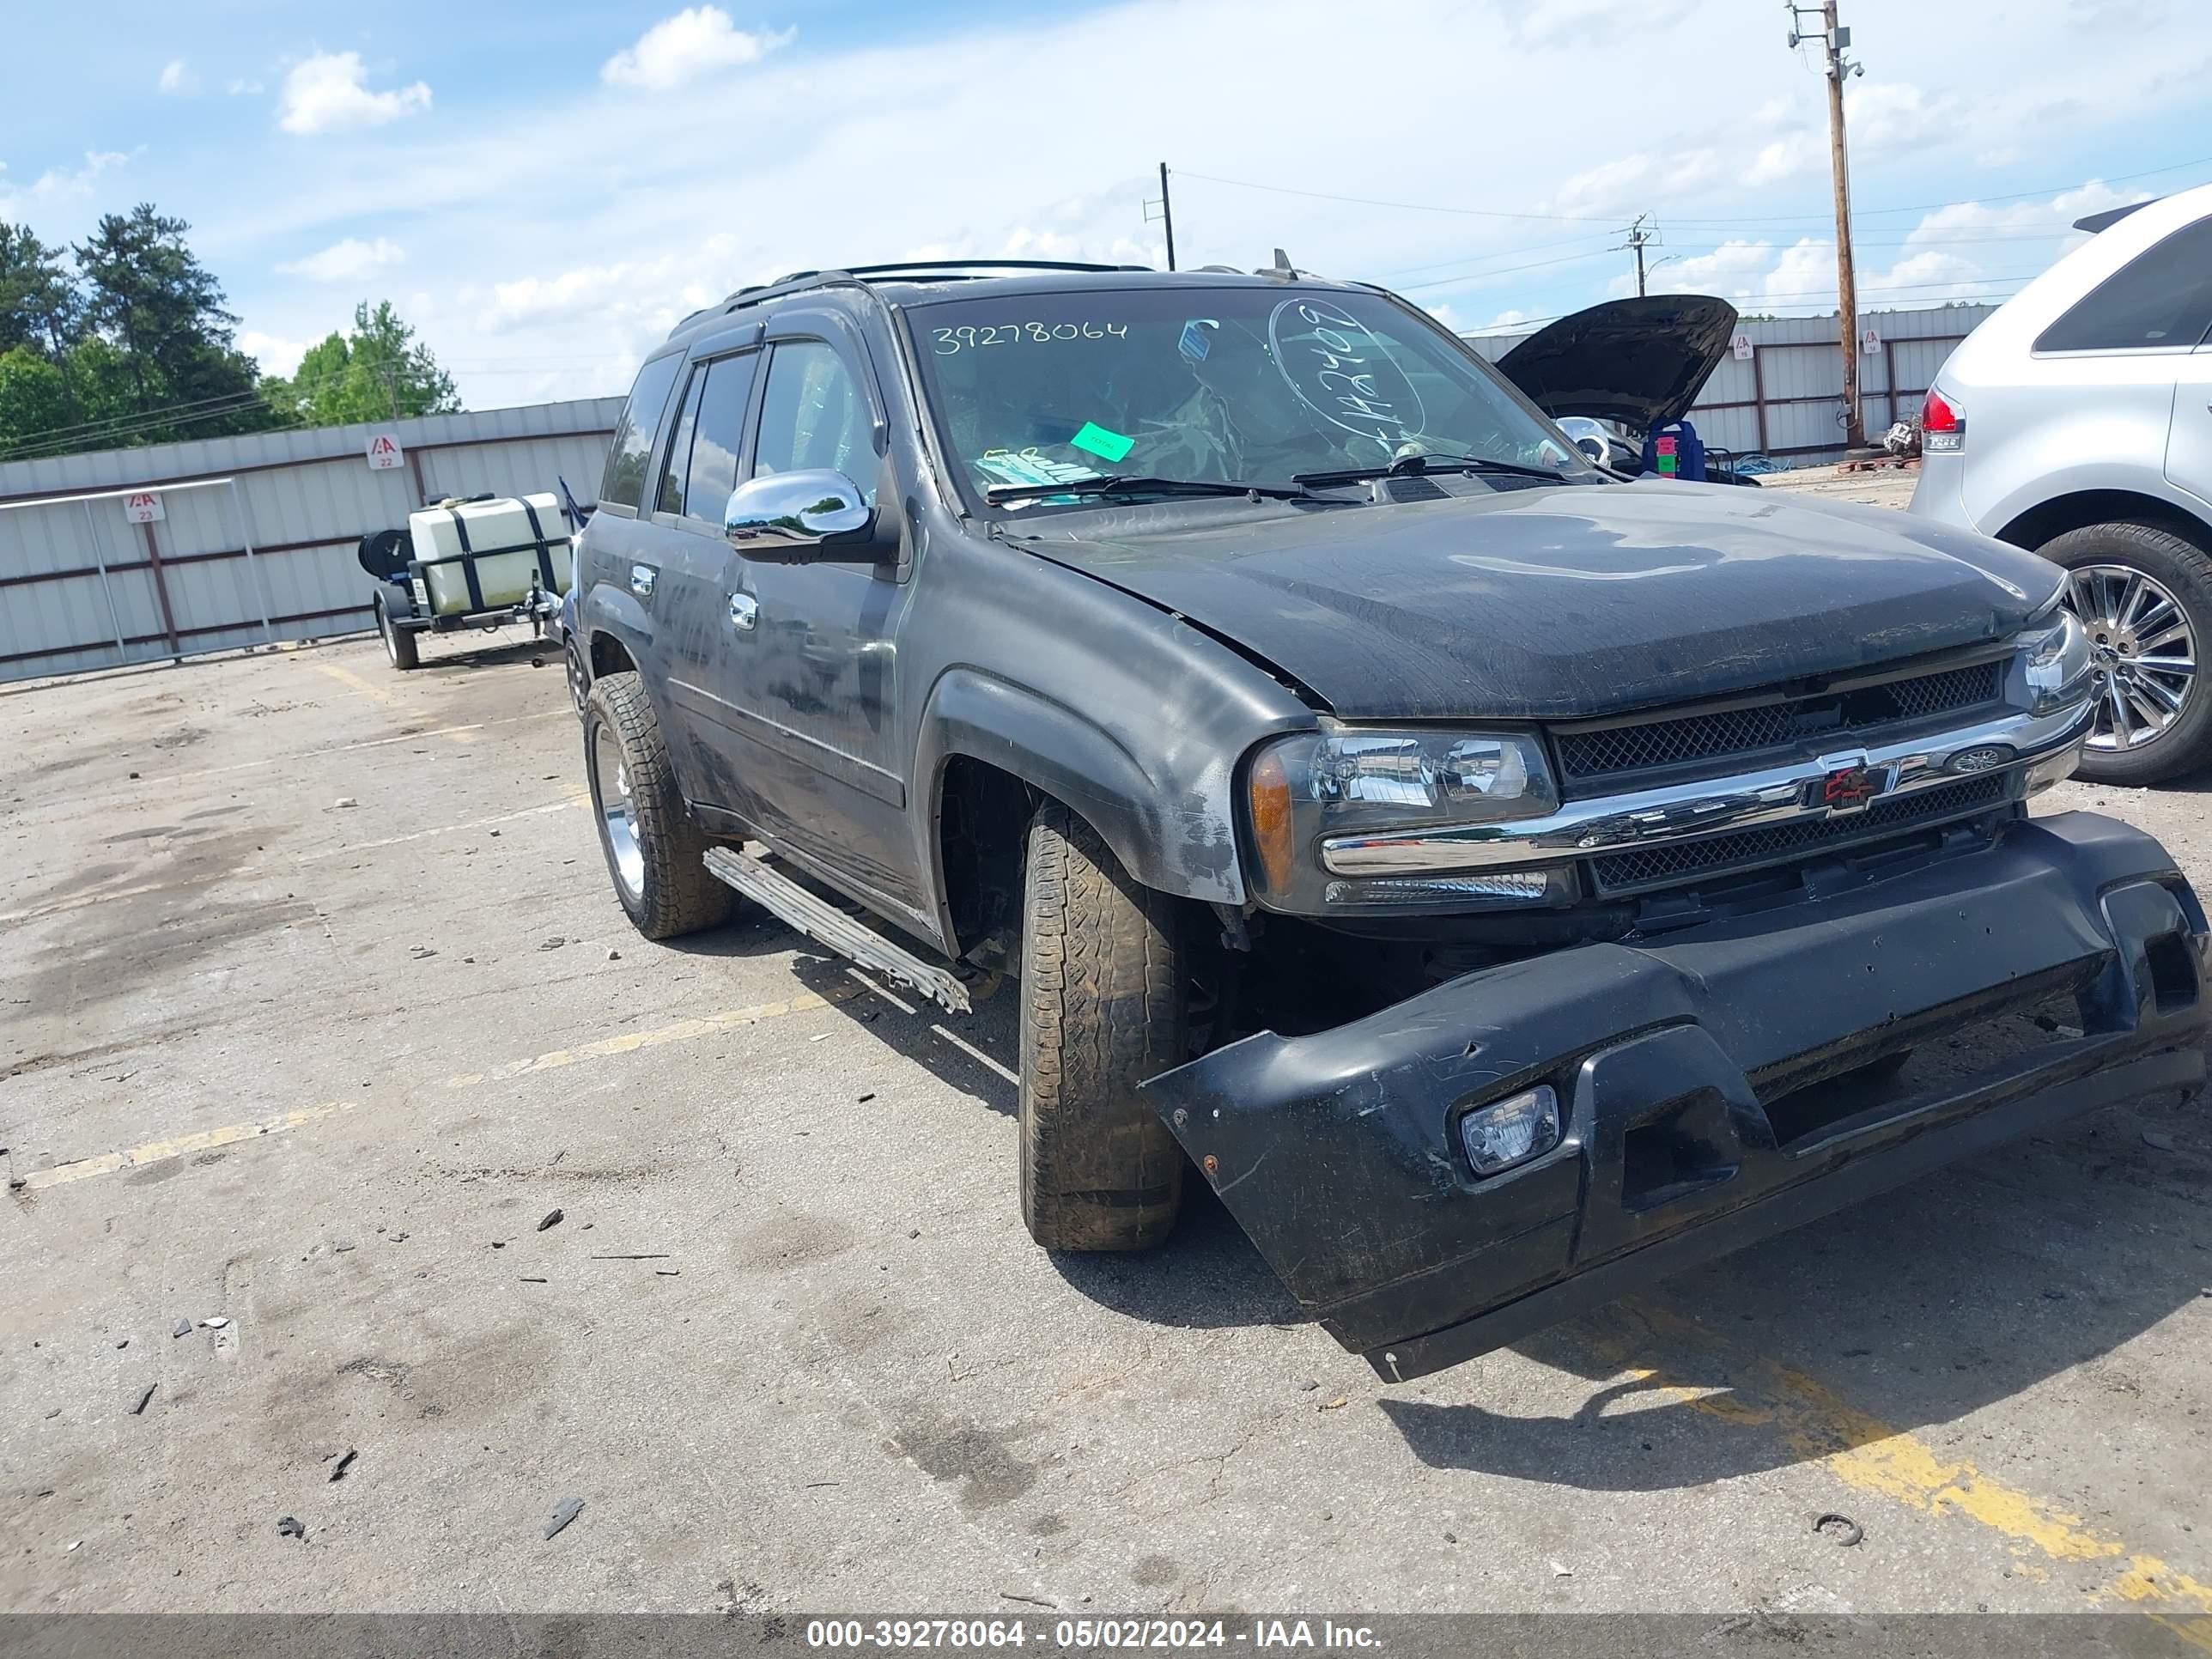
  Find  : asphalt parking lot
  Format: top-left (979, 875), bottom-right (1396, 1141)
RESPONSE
top-left (3, 580), bottom-right (2211, 1619)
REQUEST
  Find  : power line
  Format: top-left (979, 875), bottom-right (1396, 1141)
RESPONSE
top-left (1174, 150), bottom-right (2212, 232)
top-left (0, 354), bottom-right (625, 462)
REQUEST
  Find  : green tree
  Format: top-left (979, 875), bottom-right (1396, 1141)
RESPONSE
top-left (0, 345), bottom-right (72, 453)
top-left (71, 204), bottom-right (270, 443)
top-left (263, 301), bottom-right (460, 427)
top-left (0, 222), bottom-right (80, 356)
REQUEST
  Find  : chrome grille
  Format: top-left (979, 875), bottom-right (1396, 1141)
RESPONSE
top-left (1590, 772), bottom-right (2010, 896)
top-left (1556, 660), bottom-right (2005, 784)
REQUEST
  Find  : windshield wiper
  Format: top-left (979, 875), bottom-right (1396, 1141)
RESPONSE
top-left (1292, 453), bottom-right (1576, 489)
top-left (984, 475), bottom-right (1312, 505)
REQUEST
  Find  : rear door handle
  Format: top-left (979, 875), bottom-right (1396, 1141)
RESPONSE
top-left (629, 563), bottom-right (656, 600)
top-left (728, 592), bottom-right (758, 631)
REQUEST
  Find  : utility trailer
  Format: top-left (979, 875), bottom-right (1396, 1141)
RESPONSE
top-left (359, 492), bottom-right (576, 671)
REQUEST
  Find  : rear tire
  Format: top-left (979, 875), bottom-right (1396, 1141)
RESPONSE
top-left (380, 599), bottom-right (420, 671)
top-left (2042, 520), bottom-right (2212, 786)
top-left (584, 671), bottom-right (732, 939)
top-left (1017, 805), bottom-right (1186, 1252)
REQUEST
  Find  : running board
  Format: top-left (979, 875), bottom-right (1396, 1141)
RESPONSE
top-left (702, 846), bottom-right (973, 1014)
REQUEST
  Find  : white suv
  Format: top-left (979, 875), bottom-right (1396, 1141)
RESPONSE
top-left (1911, 181), bottom-right (2212, 783)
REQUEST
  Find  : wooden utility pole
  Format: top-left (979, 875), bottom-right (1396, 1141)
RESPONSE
top-left (1792, 2), bottom-right (1868, 449)
top-left (1618, 215), bottom-right (1659, 297)
top-left (1158, 163), bottom-right (1177, 272)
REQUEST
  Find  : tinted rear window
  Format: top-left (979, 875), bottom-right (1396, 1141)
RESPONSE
top-left (2034, 217), bottom-right (2212, 353)
top-left (599, 354), bottom-right (684, 510)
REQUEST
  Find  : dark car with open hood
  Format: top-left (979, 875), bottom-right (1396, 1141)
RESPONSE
top-left (567, 259), bottom-right (2206, 1382)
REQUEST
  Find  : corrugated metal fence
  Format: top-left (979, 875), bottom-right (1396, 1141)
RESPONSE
top-left (1464, 302), bottom-right (1994, 465)
top-left (0, 398), bottom-right (621, 684)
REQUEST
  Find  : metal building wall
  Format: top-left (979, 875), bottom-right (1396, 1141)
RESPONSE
top-left (1464, 303), bottom-right (1996, 465)
top-left (0, 398), bottom-right (622, 684)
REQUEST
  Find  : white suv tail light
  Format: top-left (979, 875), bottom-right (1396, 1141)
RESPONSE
top-left (1923, 386), bottom-right (1966, 453)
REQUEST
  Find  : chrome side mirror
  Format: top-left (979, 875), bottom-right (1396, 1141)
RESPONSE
top-left (724, 470), bottom-right (872, 559)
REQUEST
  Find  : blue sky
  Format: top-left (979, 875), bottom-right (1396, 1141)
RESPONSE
top-left (4, 0), bottom-right (2210, 414)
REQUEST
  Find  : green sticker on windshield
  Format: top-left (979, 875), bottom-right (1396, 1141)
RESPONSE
top-left (1069, 422), bottom-right (1134, 464)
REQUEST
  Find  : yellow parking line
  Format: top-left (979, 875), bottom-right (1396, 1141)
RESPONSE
top-left (314, 662), bottom-right (400, 708)
top-left (441, 983), bottom-right (866, 1088)
top-left (20, 1102), bottom-right (355, 1191)
top-left (295, 799), bottom-right (582, 864)
top-left (20, 981), bottom-right (880, 1192)
top-left (1588, 1306), bottom-right (2212, 1637)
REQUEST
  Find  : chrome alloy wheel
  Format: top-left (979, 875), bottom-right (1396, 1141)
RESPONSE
top-left (591, 721), bottom-right (645, 902)
top-left (2064, 562), bottom-right (2198, 751)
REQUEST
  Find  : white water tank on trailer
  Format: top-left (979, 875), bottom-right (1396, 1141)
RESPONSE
top-left (406, 493), bottom-right (574, 617)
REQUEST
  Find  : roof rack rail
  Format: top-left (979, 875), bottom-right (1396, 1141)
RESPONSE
top-left (708, 258), bottom-right (1155, 316)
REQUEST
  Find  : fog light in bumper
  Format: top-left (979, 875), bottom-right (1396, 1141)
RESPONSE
top-left (1458, 1084), bottom-right (1561, 1176)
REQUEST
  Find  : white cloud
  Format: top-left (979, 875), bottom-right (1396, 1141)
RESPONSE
top-left (0, 149), bottom-right (133, 217)
top-left (240, 329), bottom-right (311, 378)
top-left (276, 236), bottom-right (407, 282)
top-left (601, 8), bottom-right (793, 91)
top-left (277, 52), bottom-right (432, 135)
top-left (179, 0), bottom-right (2212, 410)
top-left (159, 59), bottom-right (199, 96)
top-left (227, 77), bottom-right (265, 97)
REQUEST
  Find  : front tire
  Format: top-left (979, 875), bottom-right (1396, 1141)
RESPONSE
top-left (379, 599), bottom-right (420, 671)
top-left (1017, 805), bottom-right (1186, 1252)
top-left (583, 672), bottom-right (732, 939)
top-left (2044, 520), bottom-right (2212, 786)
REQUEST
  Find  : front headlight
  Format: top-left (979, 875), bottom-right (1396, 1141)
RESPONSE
top-left (2021, 608), bottom-right (2095, 715)
top-left (1244, 726), bottom-right (1564, 912)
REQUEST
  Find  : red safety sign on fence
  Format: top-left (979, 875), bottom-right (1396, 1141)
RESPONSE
top-left (365, 433), bottom-right (405, 471)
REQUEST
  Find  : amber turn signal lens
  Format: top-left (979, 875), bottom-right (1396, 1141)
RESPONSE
top-left (1249, 747), bottom-right (1296, 895)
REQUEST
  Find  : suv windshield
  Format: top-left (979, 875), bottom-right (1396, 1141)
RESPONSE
top-left (906, 285), bottom-right (1595, 510)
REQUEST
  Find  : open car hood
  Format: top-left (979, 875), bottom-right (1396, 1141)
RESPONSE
top-left (1495, 295), bottom-right (1737, 432)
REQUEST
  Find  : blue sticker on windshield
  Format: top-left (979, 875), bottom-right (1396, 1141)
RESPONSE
top-left (1178, 319), bottom-right (1217, 362)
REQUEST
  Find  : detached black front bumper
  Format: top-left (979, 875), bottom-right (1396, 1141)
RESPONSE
top-left (1141, 812), bottom-right (2208, 1382)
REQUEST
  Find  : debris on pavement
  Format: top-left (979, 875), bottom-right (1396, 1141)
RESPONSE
top-left (1551, 1560), bottom-right (1573, 1577)
top-left (130, 1383), bottom-right (156, 1416)
top-left (606, 948), bottom-right (621, 961)
top-left (1298, 1380), bottom-right (1320, 1393)
top-left (544, 1498), bottom-right (584, 1540)
top-left (540, 937), bottom-right (566, 951)
top-left (329, 1448), bottom-right (357, 1483)
top-left (2142, 1129), bottom-right (2178, 1152)
top-left (115, 1339), bottom-right (128, 1350)
top-left (172, 1320), bottom-right (192, 1338)
top-left (277, 1516), bottom-right (307, 1540)
top-left (200, 1316), bottom-right (229, 1329)
top-left (1814, 1513), bottom-right (1865, 1547)
top-left (520, 1277), bottom-right (549, 1284)
top-left (1319, 1396), bottom-right (1347, 1411)
top-left (859, 1092), bottom-right (876, 1104)
top-left (587, 1254), bottom-right (670, 1261)
top-left (538, 1208), bottom-right (564, 1231)
top-left (332, 798), bottom-right (358, 810)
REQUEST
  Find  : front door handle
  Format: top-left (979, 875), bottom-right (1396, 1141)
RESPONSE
top-left (629, 563), bottom-right (656, 600)
top-left (728, 591), bottom-right (758, 631)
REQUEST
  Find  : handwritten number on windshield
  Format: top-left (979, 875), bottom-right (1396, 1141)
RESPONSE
top-left (933, 322), bottom-right (1128, 355)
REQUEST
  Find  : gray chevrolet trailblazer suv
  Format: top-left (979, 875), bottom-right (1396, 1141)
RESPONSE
top-left (569, 259), bottom-right (2208, 1382)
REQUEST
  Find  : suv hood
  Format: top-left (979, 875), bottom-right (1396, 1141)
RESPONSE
top-left (1496, 295), bottom-right (1737, 431)
top-left (1017, 483), bottom-right (2059, 720)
